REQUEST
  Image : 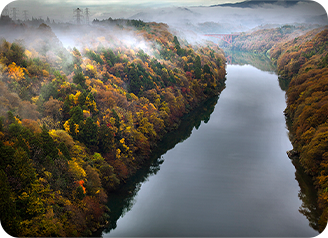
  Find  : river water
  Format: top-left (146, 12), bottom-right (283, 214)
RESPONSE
top-left (97, 55), bottom-right (320, 237)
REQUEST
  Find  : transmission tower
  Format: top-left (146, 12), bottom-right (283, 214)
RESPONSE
top-left (73, 8), bottom-right (83, 25)
top-left (11, 7), bottom-right (18, 21)
top-left (2, 7), bottom-right (9, 16)
top-left (23, 10), bottom-right (28, 21)
top-left (85, 8), bottom-right (89, 25)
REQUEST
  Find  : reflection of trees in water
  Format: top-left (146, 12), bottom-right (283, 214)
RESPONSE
top-left (93, 96), bottom-right (219, 236)
top-left (225, 50), bottom-right (292, 91)
top-left (227, 50), bottom-right (321, 231)
top-left (278, 76), bottom-right (291, 91)
top-left (224, 50), bottom-right (276, 73)
top-left (93, 53), bottom-right (321, 234)
top-left (292, 158), bottom-right (321, 232)
top-left (225, 50), bottom-right (321, 231)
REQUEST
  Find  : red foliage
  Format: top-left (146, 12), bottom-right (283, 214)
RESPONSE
top-left (74, 180), bottom-right (86, 194)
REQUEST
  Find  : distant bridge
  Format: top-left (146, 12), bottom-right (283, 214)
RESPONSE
top-left (226, 55), bottom-right (232, 65)
top-left (203, 33), bottom-right (240, 44)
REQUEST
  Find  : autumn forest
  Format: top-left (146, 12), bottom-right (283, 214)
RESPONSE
top-left (1, 2), bottom-right (328, 236)
top-left (0, 16), bottom-right (226, 236)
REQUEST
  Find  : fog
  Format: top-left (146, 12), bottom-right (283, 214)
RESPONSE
top-left (0, 1), bottom-right (327, 55)
top-left (1, 0), bottom-right (225, 24)
top-left (2, 1), bottom-right (327, 28)
top-left (128, 1), bottom-right (327, 33)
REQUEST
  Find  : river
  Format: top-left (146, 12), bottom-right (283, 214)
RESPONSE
top-left (96, 53), bottom-right (320, 237)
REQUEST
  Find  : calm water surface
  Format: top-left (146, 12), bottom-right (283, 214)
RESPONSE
top-left (100, 63), bottom-right (319, 237)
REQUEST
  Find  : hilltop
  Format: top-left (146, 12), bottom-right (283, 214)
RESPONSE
top-left (210, 0), bottom-right (301, 8)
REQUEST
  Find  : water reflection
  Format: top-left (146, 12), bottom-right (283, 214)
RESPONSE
top-left (225, 50), bottom-right (292, 91)
top-left (93, 96), bottom-right (220, 236)
top-left (230, 50), bottom-right (321, 232)
top-left (291, 154), bottom-right (322, 232)
top-left (226, 50), bottom-right (321, 233)
top-left (93, 52), bottom-right (320, 236)
top-left (224, 50), bottom-right (276, 72)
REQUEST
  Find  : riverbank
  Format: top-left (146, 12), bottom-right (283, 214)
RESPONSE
top-left (96, 63), bottom-right (317, 237)
top-left (270, 28), bottom-right (328, 232)
top-left (230, 25), bottom-right (328, 232)
top-left (93, 95), bottom-right (221, 235)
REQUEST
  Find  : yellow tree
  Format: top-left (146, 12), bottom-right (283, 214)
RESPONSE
top-left (7, 62), bottom-right (24, 82)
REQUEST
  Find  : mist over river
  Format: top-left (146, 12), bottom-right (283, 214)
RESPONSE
top-left (95, 53), bottom-right (319, 237)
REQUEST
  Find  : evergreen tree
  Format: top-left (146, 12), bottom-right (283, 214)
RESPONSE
top-left (195, 55), bottom-right (202, 79)
top-left (40, 126), bottom-right (58, 159)
top-left (79, 117), bottom-right (98, 149)
top-left (73, 72), bottom-right (86, 88)
top-left (69, 106), bottom-right (83, 124)
top-left (98, 124), bottom-right (114, 154)
top-left (0, 169), bottom-right (19, 236)
top-left (58, 142), bottom-right (71, 160)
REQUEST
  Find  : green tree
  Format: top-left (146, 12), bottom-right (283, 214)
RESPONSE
top-left (85, 165), bottom-right (102, 195)
top-left (73, 72), bottom-right (86, 88)
top-left (112, 109), bottom-right (121, 131)
top-left (173, 36), bottom-right (180, 46)
top-left (76, 185), bottom-right (85, 200)
top-left (40, 81), bottom-right (59, 101)
top-left (0, 141), bottom-right (15, 171)
top-left (58, 142), bottom-right (71, 160)
top-left (99, 164), bottom-right (120, 191)
top-left (8, 42), bottom-right (26, 66)
top-left (195, 55), bottom-right (202, 79)
top-left (98, 124), bottom-right (114, 154)
top-left (128, 63), bottom-right (141, 95)
top-left (69, 106), bottom-right (84, 124)
top-left (79, 117), bottom-right (98, 149)
top-left (41, 126), bottom-right (58, 159)
top-left (0, 169), bottom-right (19, 236)
top-left (203, 64), bottom-right (212, 75)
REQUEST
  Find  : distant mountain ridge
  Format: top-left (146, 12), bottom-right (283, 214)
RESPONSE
top-left (129, 7), bottom-right (200, 22)
top-left (127, 0), bottom-right (326, 35)
top-left (211, 0), bottom-right (301, 8)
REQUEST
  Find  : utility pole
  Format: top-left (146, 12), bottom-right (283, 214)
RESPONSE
top-left (2, 7), bottom-right (9, 16)
top-left (23, 10), bottom-right (28, 21)
top-left (73, 8), bottom-right (83, 25)
top-left (85, 8), bottom-right (89, 25)
top-left (11, 7), bottom-right (18, 21)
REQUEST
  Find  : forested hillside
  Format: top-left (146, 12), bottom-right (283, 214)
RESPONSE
top-left (227, 24), bottom-right (322, 54)
top-left (270, 28), bottom-right (328, 232)
top-left (0, 19), bottom-right (226, 236)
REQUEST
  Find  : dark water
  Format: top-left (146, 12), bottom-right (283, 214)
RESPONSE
top-left (97, 57), bottom-right (320, 237)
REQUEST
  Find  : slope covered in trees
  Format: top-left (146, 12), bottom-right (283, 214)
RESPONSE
top-left (0, 19), bottom-right (226, 236)
top-left (270, 28), bottom-right (328, 232)
top-left (227, 24), bottom-right (322, 54)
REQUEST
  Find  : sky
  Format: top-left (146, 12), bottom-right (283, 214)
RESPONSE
top-left (0, 1), bottom-right (327, 25)
top-left (2, 0), bottom-right (242, 8)
top-left (0, 0), bottom-right (240, 23)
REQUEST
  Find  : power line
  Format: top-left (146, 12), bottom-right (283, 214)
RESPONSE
top-left (73, 8), bottom-right (83, 25)
top-left (23, 10), bottom-right (28, 21)
top-left (11, 7), bottom-right (18, 21)
top-left (85, 8), bottom-right (89, 25)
